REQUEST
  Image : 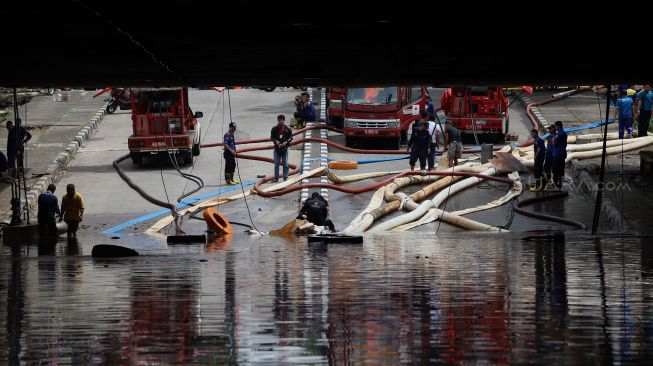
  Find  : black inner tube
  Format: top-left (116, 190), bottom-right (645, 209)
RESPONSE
top-left (513, 191), bottom-right (586, 230)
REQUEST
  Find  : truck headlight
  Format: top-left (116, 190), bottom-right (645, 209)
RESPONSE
top-left (345, 119), bottom-right (356, 128)
top-left (387, 122), bottom-right (398, 129)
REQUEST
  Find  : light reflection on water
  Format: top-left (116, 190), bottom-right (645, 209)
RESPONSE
top-left (1, 232), bottom-right (653, 365)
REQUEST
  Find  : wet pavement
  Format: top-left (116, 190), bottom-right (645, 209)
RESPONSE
top-left (2, 88), bottom-right (645, 364)
top-left (2, 232), bottom-right (653, 364)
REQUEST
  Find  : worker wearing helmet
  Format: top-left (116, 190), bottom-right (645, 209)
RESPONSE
top-left (614, 89), bottom-right (636, 139)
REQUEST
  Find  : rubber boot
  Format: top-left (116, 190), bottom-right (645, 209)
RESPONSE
top-left (529, 178), bottom-right (542, 192)
top-left (543, 173), bottom-right (554, 190)
top-left (226, 173), bottom-right (237, 185)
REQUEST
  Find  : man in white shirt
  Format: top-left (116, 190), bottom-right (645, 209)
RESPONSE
top-left (425, 112), bottom-right (440, 171)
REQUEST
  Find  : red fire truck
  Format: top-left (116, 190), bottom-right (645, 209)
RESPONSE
top-left (440, 86), bottom-right (509, 143)
top-left (127, 88), bottom-right (203, 166)
top-left (326, 87), bottom-right (346, 129)
top-left (343, 86), bottom-right (428, 149)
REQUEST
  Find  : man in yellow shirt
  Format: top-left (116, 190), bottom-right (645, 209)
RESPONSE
top-left (60, 184), bottom-right (84, 238)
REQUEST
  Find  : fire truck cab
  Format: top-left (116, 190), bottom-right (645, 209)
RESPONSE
top-left (440, 86), bottom-right (509, 144)
top-left (128, 88), bottom-right (202, 166)
top-left (326, 87), bottom-right (346, 129)
top-left (343, 86), bottom-right (428, 149)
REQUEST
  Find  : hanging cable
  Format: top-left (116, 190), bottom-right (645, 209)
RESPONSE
top-left (227, 89), bottom-right (263, 235)
top-left (179, 92), bottom-right (224, 198)
top-left (592, 85), bottom-right (612, 235)
top-left (468, 86), bottom-right (480, 146)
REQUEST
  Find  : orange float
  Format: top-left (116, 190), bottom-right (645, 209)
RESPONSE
top-left (203, 207), bottom-right (233, 235)
top-left (328, 160), bottom-right (359, 170)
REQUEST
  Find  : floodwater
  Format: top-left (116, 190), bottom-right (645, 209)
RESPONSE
top-left (1, 232), bottom-right (653, 365)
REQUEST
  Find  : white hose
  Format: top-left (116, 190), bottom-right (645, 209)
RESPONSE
top-left (368, 168), bottom-right (497, 233)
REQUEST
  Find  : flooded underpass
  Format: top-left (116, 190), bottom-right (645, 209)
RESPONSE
top-left (2, 232), bottom-right (652, 364)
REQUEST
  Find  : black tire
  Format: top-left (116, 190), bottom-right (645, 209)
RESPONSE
top-left (106, 102), bottom-right (117, 114)
top-left (131, 153), bottom-right (143, 166)
top-left (263, 87), bottom-right (275, 92)
top-left (345, 136), bottom-right (355, 147)
top-left (495, 133), bottom-right (506, 144)
top-left (391, 136), bottom-right (401, 150)
top-left (192, 142), bottom-right (200, 156)
top-left (183, 151), bottom-right (194, 166)
top-left (400, 129), bottom-right (408, 143)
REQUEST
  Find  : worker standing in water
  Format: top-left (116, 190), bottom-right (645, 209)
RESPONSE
top-left (542, 125), bottom-right (556, 189)
top-left (37, 183), bottom-right (60, 240)
top-left (529, 129), bottom-right (546, 192)
top-left (60, 184), bottom-right (84, 239)
top-left (223, 122), bottom-right (240, 185)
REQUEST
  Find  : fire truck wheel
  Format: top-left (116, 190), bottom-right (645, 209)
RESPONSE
top-left (131, 153), bottom-right (143, 166)
top-left (390, 137), bottom-right (401, 150)
top-left (192, 142), bottom-right (201, 156)
top-left (345, 136), bottom-right (355, 148)
top-left (400, 130), bottom-right (408, 142)
top-left (183, 151), bottom-right (194, 166)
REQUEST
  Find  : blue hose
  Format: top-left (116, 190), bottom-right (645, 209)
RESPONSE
top-left (541, 118), bottom-right (615, 139)
top-left (102, 181), bottom-right (256, 235)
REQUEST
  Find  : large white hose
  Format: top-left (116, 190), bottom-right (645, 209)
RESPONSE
top-left (368, 168), bottom-right (497, 233)
top-left (566, 136), bottom-right (652, 152)
top-left (566, 136), bottom-right (653, 162)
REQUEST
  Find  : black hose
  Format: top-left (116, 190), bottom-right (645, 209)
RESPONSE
top-left (188, 206), bottom-right (254, 229)
top-left (513, 191), bottom-right (586, 230)
top-left (113, 153), bottom-right (183, 233)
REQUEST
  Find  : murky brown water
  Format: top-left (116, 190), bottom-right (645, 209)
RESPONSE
top-left (1, 232), bottom-right (652, 365)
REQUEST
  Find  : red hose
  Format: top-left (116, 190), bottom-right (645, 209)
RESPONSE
top-left (253, 171), bottom-right (513, 197)
top-left (517, 87), bottom-right (594, 149)
top-left (200, 125), bottom-right (343, 148)
top-left (209, 136), bottom-right (501, 155)
top-left (525, 87), bottom-right (593, 132)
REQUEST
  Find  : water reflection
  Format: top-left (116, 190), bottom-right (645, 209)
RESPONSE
top-left (1, 233), bottom-right (652, 364)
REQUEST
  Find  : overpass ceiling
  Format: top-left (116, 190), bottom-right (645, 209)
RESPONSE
top-left (3, 1), bottom-right (638, 87)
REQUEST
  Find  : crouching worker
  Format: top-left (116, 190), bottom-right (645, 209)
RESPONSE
top-left (297, 192), bottom-right (336, 232)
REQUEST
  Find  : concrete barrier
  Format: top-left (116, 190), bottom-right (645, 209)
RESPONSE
top-left (24, 103), bottom-right (109, 211)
